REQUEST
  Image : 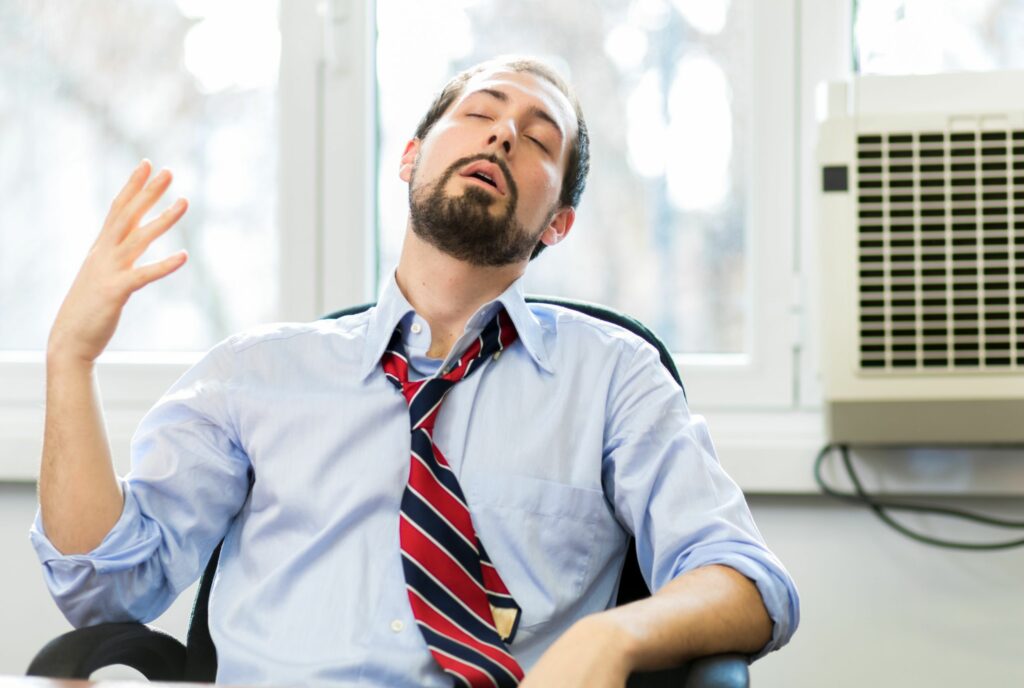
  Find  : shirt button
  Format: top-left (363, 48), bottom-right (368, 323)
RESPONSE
top-left (390, 619), bottom-right (404, 633)
top-left (410, 323), bottom-right (422, 334)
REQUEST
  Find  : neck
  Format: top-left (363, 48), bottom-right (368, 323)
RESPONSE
top-left (395, 226), bottom-right (526, 359)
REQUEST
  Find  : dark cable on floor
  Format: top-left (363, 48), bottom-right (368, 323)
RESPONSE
top-left (814, 443), bottom-right (1024, 550)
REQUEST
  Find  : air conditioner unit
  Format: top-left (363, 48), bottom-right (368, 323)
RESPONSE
top-left (817, 70), bottom-right (1024, 444)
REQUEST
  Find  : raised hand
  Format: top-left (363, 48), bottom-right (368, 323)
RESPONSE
top-left (48, 160), bottom-right (189, 364)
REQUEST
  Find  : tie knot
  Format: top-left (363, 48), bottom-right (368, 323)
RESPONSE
top-left (381, 309), bottom-right (519, 432)
top-left (381, 310), bottom-right (517, 387)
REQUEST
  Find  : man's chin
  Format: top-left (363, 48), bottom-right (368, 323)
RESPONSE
top-left (446, 184), bottom-right (503, 208)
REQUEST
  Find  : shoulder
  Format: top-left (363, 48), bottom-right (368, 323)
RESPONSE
top-left (527, 301), bottom-right (682, 400)
top-left (528, 301), bottom-right (657, 360)
top-left (221, 311), bottom-right (372, 355)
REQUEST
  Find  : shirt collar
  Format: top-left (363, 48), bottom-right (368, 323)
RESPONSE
top-left (359, 270), bottom-right (553, 380)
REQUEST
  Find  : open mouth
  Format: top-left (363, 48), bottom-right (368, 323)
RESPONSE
top-left (458, 161), bottom-right (507, 195)
top-left (465, 172), bottom-right (500, 191)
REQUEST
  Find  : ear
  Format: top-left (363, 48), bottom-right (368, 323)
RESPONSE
top-left (538, 206), bottom-right (576, 248)
top-left (399, 139), bottom-right (420, 183)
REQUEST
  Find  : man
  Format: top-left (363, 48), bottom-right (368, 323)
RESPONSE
top-left (33, 57), bottom-right (799, 687)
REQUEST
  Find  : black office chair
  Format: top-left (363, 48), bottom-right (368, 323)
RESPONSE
top-left (27, 297), bottom-right (750, 687)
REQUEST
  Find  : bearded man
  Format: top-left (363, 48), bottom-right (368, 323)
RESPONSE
top-left (33, 57), bottom-right (798, 687)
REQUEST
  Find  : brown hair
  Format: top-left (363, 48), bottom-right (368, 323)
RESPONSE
top-left (413, 56), bottom-right (590, 214)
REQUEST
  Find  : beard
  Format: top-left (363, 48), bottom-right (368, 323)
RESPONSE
top-left (408, 154), bottom-right (552, 267)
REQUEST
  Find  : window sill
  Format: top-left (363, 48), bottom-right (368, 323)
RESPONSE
top-left (703, 408), bottom-right (1024, 497)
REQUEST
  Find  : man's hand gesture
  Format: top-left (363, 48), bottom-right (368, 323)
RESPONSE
top-left (41, 159), bottom-right (190, 554)
top-left (48, 160), bottom-right (189, 364)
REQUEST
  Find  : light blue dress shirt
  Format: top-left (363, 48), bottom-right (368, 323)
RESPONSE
top-left (31, 272), bottom-right (799, 686)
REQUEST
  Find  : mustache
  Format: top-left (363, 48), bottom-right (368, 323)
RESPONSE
top-left (443, 153), bottom-right (517, 199)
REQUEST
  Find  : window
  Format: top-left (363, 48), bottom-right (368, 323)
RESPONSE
top-left (854, 0), bottom-right (1024, 75)
top-left (375, 0), bottom-right (797, 407)
top-left (1, 0), bottom-right (297, 481)
top-left (379, 0), bottom-right (755, 355)
top-left (0, 0), bottom-right (280, 352)
top-left (3, 0), bottom-right (801, 481)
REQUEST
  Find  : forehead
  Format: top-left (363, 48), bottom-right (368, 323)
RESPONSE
top-left (455, 69), bottom-right (577, 137)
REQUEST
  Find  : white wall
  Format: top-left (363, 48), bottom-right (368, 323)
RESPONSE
top-left (4, 481), bottom-right (1023, 686)
top-left (749, 495), bottom-right (1024, 687)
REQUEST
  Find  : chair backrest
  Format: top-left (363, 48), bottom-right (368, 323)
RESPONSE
top-left (183, 296), bottom-right (685, 681)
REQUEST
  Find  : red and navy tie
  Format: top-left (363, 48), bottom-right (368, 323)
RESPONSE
top-left (381, 309), bottom-right (525, 688)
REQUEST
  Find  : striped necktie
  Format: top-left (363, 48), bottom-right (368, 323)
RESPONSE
top-left (381, 309), bottom-right (526, 688)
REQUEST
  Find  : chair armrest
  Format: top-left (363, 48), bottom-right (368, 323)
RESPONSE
top-left (627, 653), bottom-right (750, 688)
top-left (27, 622), bottom-right (187, 681)
top-left (684, 654), bottom-right (749, 688)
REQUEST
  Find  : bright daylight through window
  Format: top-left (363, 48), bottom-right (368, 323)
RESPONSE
top-left (854, 0), bottom-right (1024, 74)
top-left (0, 0), bottom-right (279, 352)
top-left (377, 0), bottom-right (754, 355)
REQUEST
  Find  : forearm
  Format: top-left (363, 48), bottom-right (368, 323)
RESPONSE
top-left (37, 162), bottom-right (187, 555)
top-left (40, 352), bottom-right (124, 555)
top-left (600, 564), bottom-right (772, 672)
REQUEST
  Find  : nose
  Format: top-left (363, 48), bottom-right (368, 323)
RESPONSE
top-left (487, 118), bottom-right (516, 156)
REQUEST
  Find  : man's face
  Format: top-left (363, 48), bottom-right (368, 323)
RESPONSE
top-left (401, 69), bottom-right (577, 266)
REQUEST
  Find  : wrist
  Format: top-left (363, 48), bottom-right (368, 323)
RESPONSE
top-left (579, 611), bottom-right (641, 675)
top-left (46, 342), bottom-right (97, 373)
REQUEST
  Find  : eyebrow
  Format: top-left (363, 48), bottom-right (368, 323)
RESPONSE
top-left (467, 88), bottom-right (565, 143)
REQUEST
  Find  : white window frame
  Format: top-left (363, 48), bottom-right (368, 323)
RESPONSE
top-left (348, 0), bottom-right (803, 411)
top-left (796, 0), bottom-right (854, 413)
top-left (675, 0), bottom-right (799, 410)
top-left (714, 0), bottom-right (854, 490)
top-left (0, 0), bottom-right (339, 480)
top-left (318, 0), bottom-right (825, 485)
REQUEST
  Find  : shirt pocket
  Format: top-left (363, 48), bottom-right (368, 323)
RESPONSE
top-left (461, 472), bottom-right (617, 631)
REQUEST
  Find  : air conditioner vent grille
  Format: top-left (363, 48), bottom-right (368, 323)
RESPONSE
top-left (855, 130), bottom-right (1024, 372)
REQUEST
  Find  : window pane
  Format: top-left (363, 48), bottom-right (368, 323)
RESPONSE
top-left (0, 0), bottom-right (279, 351)
top-left (855, 0), bottom-right (1024, 74)
top-left (376, 0), bottom-right (753, 354)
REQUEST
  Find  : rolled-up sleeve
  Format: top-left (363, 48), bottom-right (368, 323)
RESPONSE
top-left (29, 340), bottom-right (252, 628)
top-left (602, 341), bottom-right (800, 658)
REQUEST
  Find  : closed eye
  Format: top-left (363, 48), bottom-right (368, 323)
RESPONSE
top-left (468, 112), bottom-right (548, 153)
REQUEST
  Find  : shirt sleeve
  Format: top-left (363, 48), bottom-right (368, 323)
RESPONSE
top-left (29, 339), bottom-right (252, 628)
top-left (601, 340), bottom-right (800, 658)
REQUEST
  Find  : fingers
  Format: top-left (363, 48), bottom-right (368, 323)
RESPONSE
top-left (121, 197), bottom-right (189, 261)
top-left (109, 167), bottom-right (175, 243)
top-left (98, 160), bottom-right (152, 242)
top-left (108, 160), bottom-right (152, 216)
top-left (128, 251), bottom-right (188, 293)
top-left (93, 161), bottom-right (190, 294)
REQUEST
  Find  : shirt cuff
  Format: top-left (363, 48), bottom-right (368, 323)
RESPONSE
top-left (29, 479), bottom-right (159, 575)
top-left (672, 545), bottom-right (800, 661)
